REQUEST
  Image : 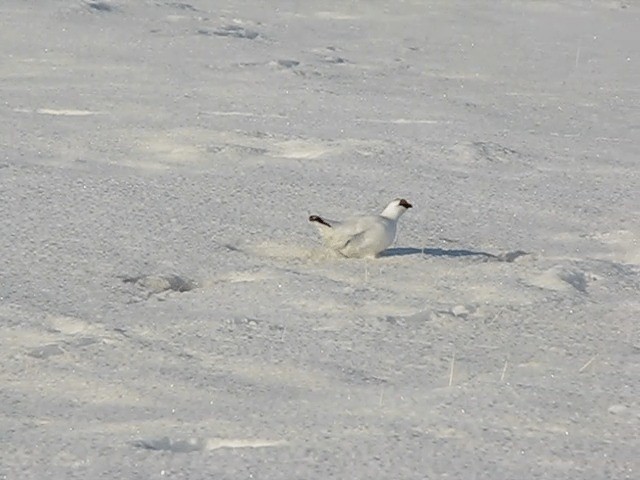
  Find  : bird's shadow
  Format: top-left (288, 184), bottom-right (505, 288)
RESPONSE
top-left (382, 247), bottom-right (528, 263)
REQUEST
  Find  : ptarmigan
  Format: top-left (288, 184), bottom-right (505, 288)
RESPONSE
top-left (309, 198), bottom-right (412, 258)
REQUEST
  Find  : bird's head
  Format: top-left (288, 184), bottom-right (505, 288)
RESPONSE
top-left (381, 198), bottom-right (412, 220)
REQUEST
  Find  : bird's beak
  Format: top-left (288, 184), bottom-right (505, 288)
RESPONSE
top-left (399, 199), bottom-right (412, 209)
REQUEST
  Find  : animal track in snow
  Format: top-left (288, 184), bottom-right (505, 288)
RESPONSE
top-left (134, 436), bottom-right (287, 452)
top-left (198, 25), bottom-right (260, 40)
top-left (588, 230), bottom-right (640, 265)
top-left (200, 130), bottom-right (387, 163)
top-left (529, 265), bottom-right (592, 293)
top-left (28, 343), bottom-right (65, 359)
top-left (11, 312), bottom-right (107, 361)
top-left (448, 141), bottom-right (527, 165)
top-left (121, 273), bottom-right (196, 299)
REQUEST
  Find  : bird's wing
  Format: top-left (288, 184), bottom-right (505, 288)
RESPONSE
top-left (341, 217), bottom-right (391, 253)
top-left (324, 215), bottom-right (381, 250)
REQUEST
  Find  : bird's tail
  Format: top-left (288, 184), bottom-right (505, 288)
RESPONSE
top-left (309, 215), bottom-right (332, 228)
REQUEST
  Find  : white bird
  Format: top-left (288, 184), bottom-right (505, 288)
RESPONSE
top-left (309, 198), bottom-right (413, 258)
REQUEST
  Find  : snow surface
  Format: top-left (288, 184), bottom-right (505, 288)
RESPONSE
top-left (1, 0), bottom-right (639, 478)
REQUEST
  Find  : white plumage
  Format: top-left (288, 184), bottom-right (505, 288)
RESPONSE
top-left (309, 198), bottom-right (412, 258)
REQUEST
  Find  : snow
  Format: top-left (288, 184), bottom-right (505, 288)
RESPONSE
top-left (1, 1), bottom-right (638, 479)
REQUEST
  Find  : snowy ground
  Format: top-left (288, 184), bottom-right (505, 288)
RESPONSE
top-left (1, 1), bottom-right (639, 478)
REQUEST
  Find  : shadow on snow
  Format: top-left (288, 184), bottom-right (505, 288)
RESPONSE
top-left (382, 247), bottom-right (528, 263)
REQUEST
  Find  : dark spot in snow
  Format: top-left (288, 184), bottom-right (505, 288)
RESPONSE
top-left (121, 274), bottom-right (196, 295)
top-left (323, 56), bottom-right (348, 64)
top-left (28, 344), bottom-right (65, 359)
top-left (87, 1), bottom-right (115, 12)
top-left (166, 2), bottom-right (197, 11)
top-left (277, 59), bottom-right (300, 68)
top-left (198, 25), bottom-right (259, 40)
